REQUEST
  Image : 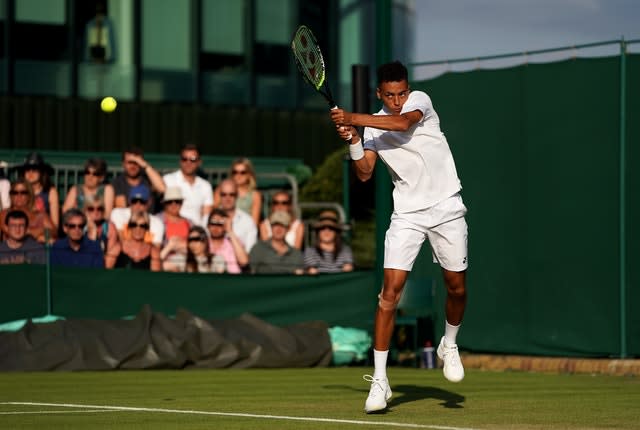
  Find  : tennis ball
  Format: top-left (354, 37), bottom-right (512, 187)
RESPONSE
top-left (100, 96), bottom-right (117, 113)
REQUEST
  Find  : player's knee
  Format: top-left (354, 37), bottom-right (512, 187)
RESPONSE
top-left (446, 281), bottom-right (466, 299)
top-left (378, 290), bottom-right (402, 311)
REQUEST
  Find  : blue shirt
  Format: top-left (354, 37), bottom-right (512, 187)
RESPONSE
top-left (50, 237), bottom-right (104, 268)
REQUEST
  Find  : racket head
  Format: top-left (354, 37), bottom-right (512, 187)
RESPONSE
top-left (291, 25), bottom-right (335, 107)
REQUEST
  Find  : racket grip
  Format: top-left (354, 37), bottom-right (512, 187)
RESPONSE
top-left (331, 106), bottom-right (353, 140)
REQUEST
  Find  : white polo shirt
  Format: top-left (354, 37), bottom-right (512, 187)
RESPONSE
top-left (163, 170), bottom-right (213, 226)
top-left (363, 90), bottom-right (462, 213)
top-left (231, 209), bottom-right (257, 252)
top-left (110, 207), bottom-right (165, 246)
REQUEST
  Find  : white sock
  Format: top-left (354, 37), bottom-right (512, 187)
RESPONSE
top-left (444, 321), bottom-right (460, 346)
top-left (373, 349), bottom-right (388, 380)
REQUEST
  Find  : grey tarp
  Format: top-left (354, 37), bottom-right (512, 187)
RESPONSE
top-left (0, 305), bottom-right (332, 371)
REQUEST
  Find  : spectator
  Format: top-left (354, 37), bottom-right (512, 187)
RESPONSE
top-left (0, 177), bottom-right (9, 210)
top-left (214, 157), bottom-right (262, 226)
top-left (0, 179), bottom-right (56, 244)
top-left (111, 146), bottom-right (166, 209)
top-left (304, 210), bottom-right (354, 274)
top-left (18, 152), bottom-right (60, 229)
top-left (216, 179), bottom-right (257, 253)
top-left (158, 187), bottom-right (191, 271)
top-left (50, 208), bottom-right (103, 268)
top-left (0, 209), bottom-right (46, 265)
top-left (63, 158), bottom-right (115, 219)
top-left (249, 210), bottom-right (304, 274)
top-left (206, 208), bottom-right (248, 273)
top-left (184, 226), bottom-right (216, 273)
top-left (83, 194), bottom-right (120, 269)
top-left (110, 185), bottom-right (164, 247)
top-left (259, 190), bottom-right (304, 249)
top-left (163, 143), bottom-right (213, 226)
top-left (114, 211), bottom-right (161, 271)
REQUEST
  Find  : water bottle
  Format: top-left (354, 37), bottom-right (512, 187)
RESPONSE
top-left (421, 341), bottom-right (435, 369)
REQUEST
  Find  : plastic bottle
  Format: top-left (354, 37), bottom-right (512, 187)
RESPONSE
top-left (421, 341), bottom-right (435, 369)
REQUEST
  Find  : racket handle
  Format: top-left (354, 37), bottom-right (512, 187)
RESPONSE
top-left (331, 106), bottom-right (353, 140)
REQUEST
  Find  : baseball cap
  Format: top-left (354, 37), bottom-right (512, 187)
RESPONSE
top-left (129, 185), bottom-right (150, 202)
top-left (269, 210), bottom-right (291, 227)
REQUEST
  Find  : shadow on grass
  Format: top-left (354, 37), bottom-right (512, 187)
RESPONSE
top-left (323, 383), bottom-right (464, 413)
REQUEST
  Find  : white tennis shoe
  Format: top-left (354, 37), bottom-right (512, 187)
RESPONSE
top-left (437, 336), bottom-right (465, 382)
top-left (363, 375), bottom-right (392, 413)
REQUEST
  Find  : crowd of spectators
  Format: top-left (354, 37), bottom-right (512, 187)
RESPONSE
top-left (0, 146), bottom-right (354, 275)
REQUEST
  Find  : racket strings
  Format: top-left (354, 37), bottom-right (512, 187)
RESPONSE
top-left (291, 26), bottom-right (326, 90)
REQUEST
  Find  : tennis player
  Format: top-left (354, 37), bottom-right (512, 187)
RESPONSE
top-left (331, 61), bottom-right (468, 413)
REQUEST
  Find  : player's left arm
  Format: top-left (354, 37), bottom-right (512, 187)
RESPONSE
top-left (331, 109), bottom-right (423, 132)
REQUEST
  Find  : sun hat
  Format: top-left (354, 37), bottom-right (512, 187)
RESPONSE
top-left (19, 152), bottom-right (54, 175)
top-left (313, 210), bottom-right (342, 231)
top-left (269, 210), bottom-right (291, 227)
top-left (162, 186), bottom-right (184, 202)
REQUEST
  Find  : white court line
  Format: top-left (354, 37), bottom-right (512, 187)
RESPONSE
top-left (1, 402), bottom-right (478, 430)
top-left (0, 409), bottom-right (114, 415)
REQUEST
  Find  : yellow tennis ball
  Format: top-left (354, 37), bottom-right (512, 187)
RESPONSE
top-left (100, 96), bottom-right (117, 113)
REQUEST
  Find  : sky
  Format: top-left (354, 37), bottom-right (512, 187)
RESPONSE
top-left (411, 0), bottom-right (640, 66)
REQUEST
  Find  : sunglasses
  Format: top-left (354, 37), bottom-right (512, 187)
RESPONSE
top-left (220, 192), bottom-right (237, 197)
top-left (273, 199), bottom-right (291, 205)
top-left (84, 169), bottom-right (103, 177)
top-left (86, 206), bottom-right (104, 212)
top-left (188, 236), bottom-right (206, 242)
top-left (164, 200), bottom-right (182, 205)
top-left (10, 190), bottom-right (29, 195)
top-left (128, 222), bottom-right (149, 229)
top-left (65, 223), bottom-right (86, 230)
top-left (208, 220), bottom-right (225, 226)
top-left (130, 198), bottom-right (148, 205)
top-left (180, 156), bottom-right (199, 163)
top-left (232, 170), bottom-right (247, 175)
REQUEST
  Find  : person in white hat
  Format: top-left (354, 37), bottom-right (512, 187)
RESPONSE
top-left (158, 187), bottom-right (192, 271)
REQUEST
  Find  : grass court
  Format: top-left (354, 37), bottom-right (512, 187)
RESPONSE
top-left (1, 367), bottom-right (638, 429)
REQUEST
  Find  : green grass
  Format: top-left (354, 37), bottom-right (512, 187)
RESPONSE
top-left (0, 368), bottom-right (638, 429)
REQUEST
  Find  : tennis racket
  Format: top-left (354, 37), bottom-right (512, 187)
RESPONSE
top-left (291, 25), bottom-right (337, 109)
top-left (291, 25), bottom-right (352, 139)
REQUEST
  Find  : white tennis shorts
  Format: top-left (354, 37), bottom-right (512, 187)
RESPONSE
top-left (384, 193), bottom-right (468, 272)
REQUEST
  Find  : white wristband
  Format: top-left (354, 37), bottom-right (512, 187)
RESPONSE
top-left (349, 141), bottom-right (365, 160)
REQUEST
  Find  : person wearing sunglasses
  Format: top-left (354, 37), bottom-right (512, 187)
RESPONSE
top-left (113, 211), bottom-right (161, 271)
top-left (63, 158), bottom-right (115, 219)
top-left (162, 143), bottom-right (213, 227)
top-left (18, 152), bottom-right (60, 230)
top-left (0, 179), bottom-right (56, 244)
top-left (304, 210), bottom-right (353, 274)
top-left (214, 157), bottom-right (262, 227)
top-left (259, 190), bottom-right (304, 250)
top-left (50, 208), bottom-right (103, 268)
top-left (0, 209), bottom-right (46, 265)
top-left (110, 185), bottom-right (165, 248)
top-left (205, 208), bottom-right (248, 274)
top-left (84, 194), bottom-right (120, 269)
top-left (111, 146), bottom-right (166, 209)
top-left (215, 179), bottom-right (257, 254)
top-left (184, 226), bottom-right (215, 273)
top-left (158, 187), bottom-right (191, 272)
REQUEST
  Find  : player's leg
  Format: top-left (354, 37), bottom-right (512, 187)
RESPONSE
top-left (427, 214), bottom-right (468, 383)
top-left (364, 214), bottom-right (425, 413)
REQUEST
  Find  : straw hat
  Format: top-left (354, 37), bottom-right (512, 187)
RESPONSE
top-left (162, 186), bottom-right (184, 202)
top-left (313, 210), bottom-right (342, 231)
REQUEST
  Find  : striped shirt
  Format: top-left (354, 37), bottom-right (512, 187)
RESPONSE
top-left (303, 246), bottom-right (354, 273)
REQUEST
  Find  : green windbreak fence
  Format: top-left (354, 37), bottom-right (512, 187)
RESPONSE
top-left (410, 53), bottom-right (639, 358)
top-left (0, 264), bottom-right (377, 330)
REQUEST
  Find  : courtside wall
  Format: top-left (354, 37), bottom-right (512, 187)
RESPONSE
top-left (411, 55), bottom-right (639, 357)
